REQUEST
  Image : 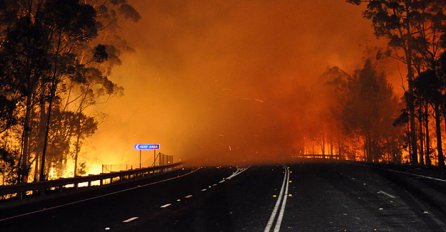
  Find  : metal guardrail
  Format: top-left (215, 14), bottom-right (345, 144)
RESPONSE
top-left (293, 154), bottom-right (341, 159)
top-left (0, 163), bottom-right (182, 200)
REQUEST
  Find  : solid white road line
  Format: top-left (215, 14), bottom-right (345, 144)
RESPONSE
top-left (226, 167), bottom-right (249, 180)
top-left (264, 167), bottom-right (288, 232)
top-left (388, 169), bottom-right (446, 183)
top-left (0, 168), bottom-right (201, 222)
top-left (160, 203), bottom-right (172, 208)
top-left (122, 217), bottom-right (139, 223)
top-left (274, 167), bottom-right (290, 232)
top-left (377, 190), bottom-right (396, 199)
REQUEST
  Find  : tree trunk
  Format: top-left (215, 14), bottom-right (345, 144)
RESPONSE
top-left (19, 95), bottom-right (33, 183)
top-left (443, 110), bottom-right (446, 162)
top-left (364, 136), bottom-right (367, 162)
top-left (33, 154), bottom-right (39, 182)
top-left (40, 82), bottom-right (57, 182)
top-left (434, 104), bottom-right (445, 169)
top-left (407, 73), bottom-right (418, 165)
top-left (321, 135), bottom-right (325, 159)
top-left (404, 2), bottom-right (418, 165)
top-left (338, 138), bottom-right (342, 160)
top-left (33, 91), bottom-right (47, 182)
top-left (425, 103), bottom-right (431, 166)
top-left (74, 124), bottom-right (82, 177)
top-left (418, 106), bottom-right (424, 165)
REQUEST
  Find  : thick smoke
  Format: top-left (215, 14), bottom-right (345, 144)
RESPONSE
top-left (83, 0), bottom-right (400, 169)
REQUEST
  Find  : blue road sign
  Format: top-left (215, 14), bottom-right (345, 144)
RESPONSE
top-left (134, 144), bottom-right (160, 150)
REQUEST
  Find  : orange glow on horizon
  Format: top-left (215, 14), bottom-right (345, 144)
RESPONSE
top-left (80, 0), bottom-right (403, 166)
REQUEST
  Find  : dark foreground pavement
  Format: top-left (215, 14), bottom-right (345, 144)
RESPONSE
top-left (1, 162), bottom-right (446, 231)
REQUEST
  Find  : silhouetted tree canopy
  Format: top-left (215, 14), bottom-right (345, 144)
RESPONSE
top-left (0, 0), bottom-right (139, 182)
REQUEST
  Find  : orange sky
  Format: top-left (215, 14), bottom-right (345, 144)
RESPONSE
top-left (82, 0), bottom-right (405, 169)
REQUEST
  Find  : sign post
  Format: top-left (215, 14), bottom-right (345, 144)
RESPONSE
top-left (134, 144), bottom-right (160, 169)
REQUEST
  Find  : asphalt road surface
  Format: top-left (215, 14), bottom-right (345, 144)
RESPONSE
top-left (1, 162), bottom-right (446, 231)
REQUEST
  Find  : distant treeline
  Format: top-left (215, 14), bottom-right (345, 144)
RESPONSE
top-left (304, 58), bottom-right (401, 163)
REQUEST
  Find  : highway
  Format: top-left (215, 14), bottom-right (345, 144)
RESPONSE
top-left (1, 162), bottom-right (446, 231)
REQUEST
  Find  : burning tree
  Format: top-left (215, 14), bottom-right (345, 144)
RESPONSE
top-left (0, 0), bottom-right (139, 183)
top-left (348, 0), bottom-right (446, 167)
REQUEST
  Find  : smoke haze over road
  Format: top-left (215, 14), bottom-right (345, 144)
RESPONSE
top-left (84, 0), bottom-right (401, 168)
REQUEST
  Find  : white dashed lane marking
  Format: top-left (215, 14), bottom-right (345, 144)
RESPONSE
top-left (160, 204), bottom-right (172, 208)
top-left (116, 167), bottom-right (251, 230)
top-left (122, 217), bottom-right (139, 223)
top-left (377, 190), bottom-right (396, 199)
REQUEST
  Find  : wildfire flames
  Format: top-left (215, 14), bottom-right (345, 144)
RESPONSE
top-left (1, 0), bottom-right (445, 183)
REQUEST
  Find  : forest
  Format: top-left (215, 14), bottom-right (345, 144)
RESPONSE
top-left (264, 0), bottom-right (446, 169)
top-left (0, 0), bottom-right (446, 186)
top-left (316, 0), bottom-right (446, 166)
top-left (0, 0), bottom-right (140, 184)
